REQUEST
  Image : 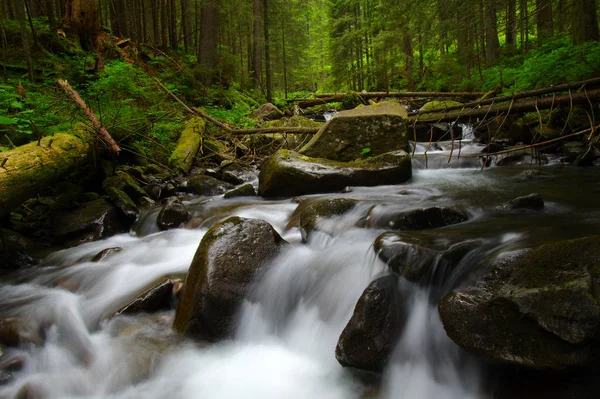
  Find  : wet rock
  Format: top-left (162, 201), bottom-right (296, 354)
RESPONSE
top-left (91, 247), bottom-right (123, 262)
top-left (0, 250), bottom-right (37, 270)
top-left (102, 171), bottom-right (147, 202)
top-left (223, 184), bottom-right (256, 199)
top-left (144, 164), bottom-right (164, 175)
top-left (299, 102), bottom-right (409, 162)
top-left (251, 103), bottom-right (284, 121)
top-left (373, 232), bottom-right (439, 281)
top-left (439, 235), bottom-right (600, 369)
top-left (0, 318), bottom-right (44, 347)
top-left (105, 187), bottom-right (140, 222)
top-left (137, 196), bottom-right (156, 208)
top-left (259, 149), bottom-right (412, 198)
top-left (504, 193), bottom-right (544, 210)
top-left (0, 229), bottom-right (34, 253)
top-left (157, 197), bottom-right (190, 230)
top-left (368, 206), bottom-right (468, 231)
top-left (0, 370), bottom-right (12, 385)
top-left (220, 162), bottom-right (256, 185)
top-left (335, 275), bottom-right (409, 372)
top-left (187, 174), bottom-right (233, 196)
top-left (52, 199), bottom-right (125, 244)
top-left (495, 152), bottom-right (548, 167)
top-left (0, 355), bottom-right (25, 371)
top-left (144, 184), bottom-right (162, 200)
top-left (298, 198), bottom-right (360, 241)
top-left (173, 217), bottom-right (286, 340)
top-left (118, 278), bottom-right (181, 315)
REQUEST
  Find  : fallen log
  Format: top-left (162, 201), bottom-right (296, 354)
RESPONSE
top-left (58, 79), bottom-right (121, 155)
top-left (168, 117), bottom-right (204, 173)
top-left (0, 133), bottom-right (90, 219)
top-left (408, 89), bottom-right (600, 125)
top-left (409, 77), bottom-right (600, 116)
top-left (314, 91), bottom-right (490, 99)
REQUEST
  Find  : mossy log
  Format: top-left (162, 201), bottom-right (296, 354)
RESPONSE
top-left (168, 117), bottom-right (205, 173)
top-left (0, 134), bottom-right (90, 219)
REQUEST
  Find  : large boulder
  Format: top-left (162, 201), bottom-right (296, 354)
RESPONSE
top-left (439, 236), bottom-right (600, 370)
top-left (258, 149), bottom-right (412, 198)
top-left (173, 217), bottom-right (286, 340)
top-left (299, 102), bottom-right (409, 162)
top-left (335, 275), bottom-right (409, 372)
top-left (250, 103), bottom-right (284, 121)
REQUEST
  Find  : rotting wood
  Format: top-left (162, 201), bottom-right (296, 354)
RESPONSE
top-left (409, 77), bottom-right (600, 116)
top-left (0, 133), bottom-right (90, 219)
top-left (409, 89), bottom-right (600, 125)
top-left (57, 79), bottom-right (121, 155)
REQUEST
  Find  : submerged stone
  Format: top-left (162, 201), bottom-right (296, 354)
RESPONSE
top-left (298, 198), bottom-right (361, 241)
top-left (258, 149), bottom-right (412, 198)
top-left (223, 184), bottom-right (256, 199)
top-left (504, 193), bottom-right (545, 210)
top-left (368, 206), bottom-right (468, 231)
top-left (299, 101), bottom-right (409, 162)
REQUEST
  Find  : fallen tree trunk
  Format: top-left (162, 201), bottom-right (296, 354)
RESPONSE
top-left (409, 77), bottom-right (600, 116)
top-left (314, 91), bottom-right (490, 99)
top-left (409, 89), bottom-right (600, 125)
top-left (0, 133), bottom-right (90, 219)
top-left (58, 79), bottom-right (121, 155)
top-left (168, 117), bottom-right (204, 173)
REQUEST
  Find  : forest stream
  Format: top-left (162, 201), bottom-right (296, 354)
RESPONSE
top-left (1, 135), bottom-right (600, 399)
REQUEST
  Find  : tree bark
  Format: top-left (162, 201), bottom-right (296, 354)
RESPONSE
top-left (572, 0), bottom-right (599, 44)
top-left (199, 0), bottom-right (220, 86)
top-left (14, 0), bottom-right (34, 81)
top-left (252, 0), bottom-right (262, 91)
top-left (535, 0), bottom-right (553, 44)
top-left (63, 0), bottom-right (100, 50)
top-left (263, 0), bottom-right (272, 102)
top-left (485, 0), bottom-right (500, 65)
top-left (506, 0), bottom-right (517, 51)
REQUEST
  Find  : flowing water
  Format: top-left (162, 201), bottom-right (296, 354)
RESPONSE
top-left (1, 141), bottom-right (600, 398)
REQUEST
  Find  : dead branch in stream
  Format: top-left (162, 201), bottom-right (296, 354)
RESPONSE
top-left (409, 77), bottom-right (600, 117)
top-left (409, 89), bottom-right (600, 125)
top-left (57, 79), bottom-right (121, 155)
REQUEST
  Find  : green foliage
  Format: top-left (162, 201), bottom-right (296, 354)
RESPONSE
top-left (482, 37), bottom-right (600, 93)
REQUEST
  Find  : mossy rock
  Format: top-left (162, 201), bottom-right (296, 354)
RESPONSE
top-left (105, 187), bottom-right (140, 222)
top-left (102, 171), bottom-right (147, 202)
top-left (168, 117), bottom-right (204, 173)
top-left (223, 184), bottom-right (256, 199)
top-left (299, 101), bottom-right (409, 162)
top-left (187, 174), bottom-right (233, 196)
top-left (439, 235), bottom-right (600, 370)
top-left (263, 116), bottom-right (323, 129)
top-left (258, 149), bottom-right (412, 198)
top-left (203, 139), bottom-right (230, 162)
top-left (419, 100), bottom-right (464, 111)
top-left (173, 217), bottom-right (287, 340)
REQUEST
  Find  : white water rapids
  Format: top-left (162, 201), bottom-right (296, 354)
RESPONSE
top-left (2, 158), bottom-right (599, 398)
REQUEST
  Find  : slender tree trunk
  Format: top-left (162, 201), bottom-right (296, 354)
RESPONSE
top-left (520, 0), bottom-right (529, 52)
top-left (263, 0), bottom-right (272, 102)
top-left (252, 0), bottom-right (262, 91)
top-left (556, 0), bottom-right (569, 33)
top-left (14, 0), bottom-right (34, 81)
top-left (169, 0), bottom-right (177, 49)
top-left (506, 0), bottom-right (517, 51)
top-left (151, 0), bottom-right (159, 45)
top-left (181, 0), bottom-right (190, 51)
top-left (535, 0), bottom-right (553, 44)
top-left (403, 32), bottom-right (414, 89)
top-left (281, 18), bottom-right (287, 99)
top-left (485, 0), bottom-right (500, 65)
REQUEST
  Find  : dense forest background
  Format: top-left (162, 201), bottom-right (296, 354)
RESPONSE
top-left (1, 0), bottom-right (600, 159)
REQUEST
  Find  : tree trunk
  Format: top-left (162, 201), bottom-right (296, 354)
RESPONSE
top-left (535, 0), bottom-right (553, 44)
top-left (572, 0), bottom-right (599, 44)
top-left (519, 0), bottom-right (529, 51)
top-left (263, 0), bottom-right (272, 102)
top-left (181, 0), bottom-right (190, 51)
top-left (485, 0), bottom-right (500, 65)
top-left (556, 0), bottom-right (569, 33)
top-left (169, 0), bottom-right (177, 49)
top-left (199, 0), bottom-right (220, 85)
top-left (252, 0), bottom-right (262, 91)
top-left (63, 0), bottom-right (100, 50)
top-left (14, 0), bottom-right (34, 81)
top-left (506, 0), bottom-right (517, 51)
